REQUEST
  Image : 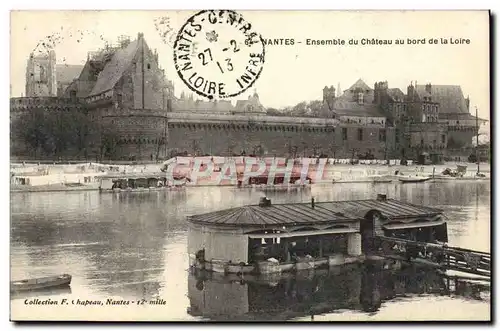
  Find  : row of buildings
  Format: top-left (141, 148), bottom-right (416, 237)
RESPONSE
top-left (11, 33), bottom-right (487, 162)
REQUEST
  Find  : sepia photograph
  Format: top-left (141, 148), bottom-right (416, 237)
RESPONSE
top-left (8, 9), bottom-right (491, 322)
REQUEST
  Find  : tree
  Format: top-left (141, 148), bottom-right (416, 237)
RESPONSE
top-left (73, 111), bottom-right (93, 159)
top-left (11, 108), bottom-right (97, 160)
top-left (12, 109), bottom-right (51, 158)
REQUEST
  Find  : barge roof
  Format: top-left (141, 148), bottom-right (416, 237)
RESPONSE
top-left (187, 199), bottom-right (444, 226)
top-left (100, 172), bottom-right (169, 179)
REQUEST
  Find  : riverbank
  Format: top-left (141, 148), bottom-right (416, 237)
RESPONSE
top-left (10, 160), bottom-right (490, 192)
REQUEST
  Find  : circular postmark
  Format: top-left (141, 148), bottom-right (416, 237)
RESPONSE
top-left (173, 10), bottom-right (265, 100)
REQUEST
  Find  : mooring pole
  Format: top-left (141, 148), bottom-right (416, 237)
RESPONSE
top-left (475, 106), bottom-right (480, 174)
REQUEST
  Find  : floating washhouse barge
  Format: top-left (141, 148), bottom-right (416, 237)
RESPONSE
top-left (187, 195), bottom-right (448, 275)
top-left (98, 173), bottom-right (188, 192)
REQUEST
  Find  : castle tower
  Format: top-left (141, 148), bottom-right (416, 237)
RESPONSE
top-left (373, 81), bottom-right (388, 104)
top-left (407, 82), bottom-right (415, 101)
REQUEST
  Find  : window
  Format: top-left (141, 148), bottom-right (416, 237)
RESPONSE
top-left (395, 129), bottom-right (400, 144)
top-left (357, 92), bottom-right (364, 104)
top-left (342, 128), bottom-right (347, 141)
top-left (379, 129), bottom-right (386, 142)
top-left (441, 134), bottom-right (446, 144)
top-left (357, 128), bottom-right (363, 141)
top-left (420, 139), bottom-right (424, 146)
top-left (147, 63), bottom-right (151, 69)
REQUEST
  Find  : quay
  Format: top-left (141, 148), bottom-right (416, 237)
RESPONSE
top-left (187, 195), bottom-right (490, 279)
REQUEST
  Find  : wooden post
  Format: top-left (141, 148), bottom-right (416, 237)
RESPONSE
top-left (286, 241), bottom-right (291, 262)
top-left (319, 237), bottom-right (323, 258)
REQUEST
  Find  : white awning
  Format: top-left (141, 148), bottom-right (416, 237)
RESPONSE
top-left (383, 220), bottom-right (445, 230)
top-left (247, 228), bottom-right (358, 239)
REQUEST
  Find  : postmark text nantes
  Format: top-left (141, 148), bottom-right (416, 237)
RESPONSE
top-left (173, 10), bottom-right (265, 100)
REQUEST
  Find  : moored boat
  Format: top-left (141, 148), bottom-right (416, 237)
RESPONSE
top-left (11, 274), bottom-right (72, 292)
top-left (98, 173), bottom-right (189, 193)
top-left (187, 195), bottom-right (449, 275)
top-left (398, 176), bottom-right (431, 183)
top-left (368, 175), bottom-right (393, 183)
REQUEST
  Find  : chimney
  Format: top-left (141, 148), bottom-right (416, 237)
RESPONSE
top-left (259, 197), bottom-right (271, 207)
top-left (376, 194), bottom-right (387, 201)
top-left (425, 83), bottom-right (432, 94)
top-left (311, 197), bottom-right (315, 209)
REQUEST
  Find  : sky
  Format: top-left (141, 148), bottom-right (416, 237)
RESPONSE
top-left (10, 10), bottom-right (490, 121)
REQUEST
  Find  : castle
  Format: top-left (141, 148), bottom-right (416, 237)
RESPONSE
top-left (11, 33), bottom-right (486, 162)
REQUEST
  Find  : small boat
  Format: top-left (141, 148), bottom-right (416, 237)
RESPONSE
top-left (10, 274), bottom-right (72, 292)
top-left (368, 175), bottom-right (393, 183)
top-left (398, 176), bottom-right (431, 183)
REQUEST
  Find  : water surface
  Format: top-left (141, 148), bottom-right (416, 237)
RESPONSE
top-left (10, 181), bottom-right (491, 321)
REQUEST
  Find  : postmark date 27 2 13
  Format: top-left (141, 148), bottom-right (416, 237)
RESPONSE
top-left (173, 10), bottom-right (265, 100)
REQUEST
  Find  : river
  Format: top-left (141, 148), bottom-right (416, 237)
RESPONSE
top-left (10, 181), bottom-right (491, 321)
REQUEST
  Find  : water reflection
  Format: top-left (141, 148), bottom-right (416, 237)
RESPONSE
top-left (10, 181), bottom-right (490, 320)
top-left (187, 265), bottom-right (490, 321)
top-left (11, 286), bottom-right (72, 301)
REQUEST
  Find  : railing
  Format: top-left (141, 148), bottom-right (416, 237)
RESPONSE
top-left (374, 236), bottom-right (490, 279)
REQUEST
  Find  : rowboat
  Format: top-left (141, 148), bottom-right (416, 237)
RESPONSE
top-left (10, 274), bottom-right (72, 292)
top-left (368, 175), bottom-right (393, 183)
top-left (398, 176), bottom-right (431, 183)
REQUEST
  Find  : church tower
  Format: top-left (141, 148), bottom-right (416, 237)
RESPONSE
top-left (25, 50), bottom-right (57, 97)
top-left (323, 85), bottom-right (336, 109)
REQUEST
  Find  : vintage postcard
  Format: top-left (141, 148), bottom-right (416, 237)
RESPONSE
top-left (9, 10), bottom-right (491, 322)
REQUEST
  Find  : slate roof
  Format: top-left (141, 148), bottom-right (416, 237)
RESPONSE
top-left (56, 64), bottom-right (84, 84)
top-left (438, 112), bottom-right (487, 122)
top-left (89, 39), bottom-right (140, 96)
top-left (415, 85), bottom-right (469, 114)
top-left (346, 79), bottom-right (373, 92)
top-left (387, 88), bottom-right (405, 101)
top-left (234, 93), bottom-right (266, 113)
top-left (187, 199), bottom-right (444, 227)
top-left (332, 99), bottom-right (385, 117)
